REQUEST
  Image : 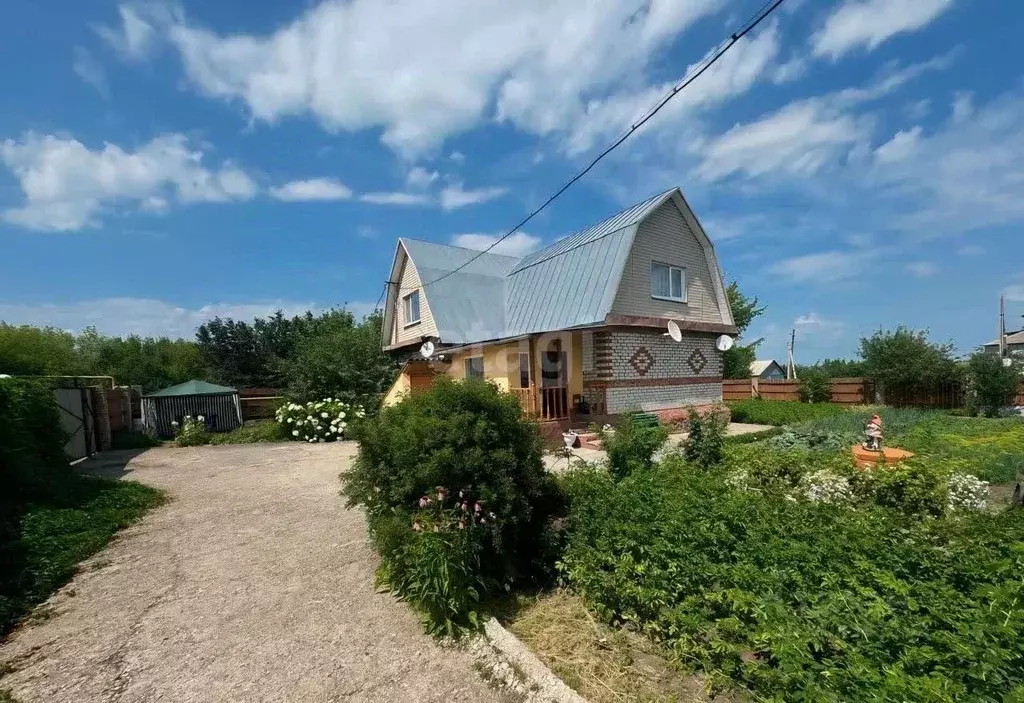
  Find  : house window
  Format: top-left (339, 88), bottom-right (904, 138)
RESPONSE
top-left (651, 262), bottom-right (686, 302)
top-left (465, 356), bottom-right (485, 380)
top-left (403, 291), bottom-right (421, 326)
top-left (519, 353), bottom-right (531, 388)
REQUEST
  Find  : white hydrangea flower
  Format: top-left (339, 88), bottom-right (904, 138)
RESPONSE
top-left (197, 415), bottom-right (205, 422)
top-left (292, 429), bottom-right (299, 436)
top-left (321, 411), bottom-right (329, 418)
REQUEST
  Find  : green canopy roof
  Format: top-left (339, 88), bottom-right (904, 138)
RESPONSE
top-left (145, 380), bottom-right (237, 397)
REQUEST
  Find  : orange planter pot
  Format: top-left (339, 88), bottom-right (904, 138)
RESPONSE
top-left (851, 445), bottom-right (916, 469)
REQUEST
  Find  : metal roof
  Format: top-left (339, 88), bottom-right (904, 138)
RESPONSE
top-left (985, 330), bottom-right (1024, 346)
top-left (395, 187), bottom-right (700, 345)
top-left (146, 380), bottom-right (237, 397)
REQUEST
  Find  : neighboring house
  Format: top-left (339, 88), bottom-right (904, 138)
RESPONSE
top-left (750, 359), bottom-right (786, 380)
top-left (380, 187), bottom-right (737, 421)
top-left (983, 330), bottom-right (1024, 357)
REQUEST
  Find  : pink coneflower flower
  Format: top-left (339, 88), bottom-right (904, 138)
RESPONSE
top-left (458, 520), bottom-right (465, 530)
top-left (436, 487), bottom-right (447, 500)
top-left (418, 496), bottom-right (431, 508)
top-left (474, 502), bottom-right (482, 513)
top-left (461, 502), bottom-right (469, 511)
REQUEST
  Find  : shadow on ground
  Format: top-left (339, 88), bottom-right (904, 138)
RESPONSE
top-left (75, 449), bottom-right (151, 480)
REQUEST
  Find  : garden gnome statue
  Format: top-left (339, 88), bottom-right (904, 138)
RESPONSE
top-left (863, 414), bottom-right (883, 452)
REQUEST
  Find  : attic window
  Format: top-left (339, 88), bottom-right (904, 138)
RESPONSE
top-left (651, 262), bottom-right (686, 302)
top-left (403, 291), bottom-right (421, 326)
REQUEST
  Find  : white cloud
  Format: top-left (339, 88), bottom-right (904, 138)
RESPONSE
top-left (439, 183), bottom-right (507, 210)
top-left (766, 250), bottom-right (869, 285)
top-left (905, 261), bottom-right (938, 277)
top-left (449, 151), bottom-right (466, 164)
top-left (406, 167), bottom-right (439, 189)
top-left (1005, 285), bottom-right (1024, 303)
top-left (269, 177), bottom-right (352, 201)
top-left (96, 4), bottom-right (168, 60)
top-left (694, 98), bottom-right (870, 182)
top-left (812, 0), bottom-right (954, 59)
top-left (874, 126), bottom-right (922, 164)
top-left (358, 192), bottom-right (431, 206)
top-left (0, 298), bottom-right (321, 338)
top-left (73, 47), bottom-right (108, 96)
top-left (793, 312), bottom-right (847, 339)
top-left (451, 231), bottom-right (541, 257)
top-left (0, 133), bottom-right (257, 231)
top-left (138, 0), bottom-right (729, 154)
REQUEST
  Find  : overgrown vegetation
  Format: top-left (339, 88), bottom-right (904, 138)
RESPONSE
top-left (727, 398), bottom-right (848, 426)
top-left (859, 325), bottom-right (962, 395)
top-left (797, 369), bottom-right (830, 403)
top-left (0, 379), bottom-right (163, 635)
top-left (596, 414), bottom-right (668, 481)
top-left (559, 456), bottom-right (1024, 701)
top-left (682, 408), bottom-right (726, 468)
top-left (206, 421), bottom-right (287, 445)
top-left (967, 351), bottom-right (1021, 416)
top-left (0, 308), bottom-right (398, 406)
top-left (343, 378), bottom-right (563, 634)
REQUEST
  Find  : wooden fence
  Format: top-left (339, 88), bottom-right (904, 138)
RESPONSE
top-left (725, 377), bottom-right (874, 404)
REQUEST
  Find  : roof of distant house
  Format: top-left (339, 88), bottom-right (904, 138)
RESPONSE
top-left (984, 330), bottom-right (1024, 346)
top-left (146, 380), bottom-right (237, 397)
top-left (750, 359), bottom-right (783, 376)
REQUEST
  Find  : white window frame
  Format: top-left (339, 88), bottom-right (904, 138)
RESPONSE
top-left (465, 356), bottom-right (485, 380)
top-left (651, 262), bottom-right (686, 303)
top-left (403, 290), bottom-right (421, 327)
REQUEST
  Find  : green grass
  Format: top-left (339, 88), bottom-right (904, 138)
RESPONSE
top-left (207, 421), bottom-right (287, 445)
top-left (1, 475), bottom-right (164, 636)
top-left (727, 399), bottom-right (849, 426)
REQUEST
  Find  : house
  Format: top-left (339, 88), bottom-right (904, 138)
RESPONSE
top-left (750, 359), bottom-right (786, 380)
top-left (380, 187), bottom-right (737, 422)
top-left (983, 330), bottom-right (1024, 357)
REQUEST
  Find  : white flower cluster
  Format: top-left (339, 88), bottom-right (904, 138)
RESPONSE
top-left (946, 473), bottom-right (988, 512)
top-left (274, 398), bottom-right (366, 443)
top-left (725, 468), bottom-right (751, 492)
top-left (799, 469), bottom-right (853, 505)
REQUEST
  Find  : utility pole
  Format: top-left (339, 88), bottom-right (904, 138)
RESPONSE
top-left (1000, 295), bottom-right (1007, 359)
top-left (786, 328), bottom-right (797, 380)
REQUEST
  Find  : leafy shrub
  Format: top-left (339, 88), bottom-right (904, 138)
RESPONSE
top-left (967, 351), bottom-right (1021, 417)
top-left (207, 421), bottom-right (287, 445)
top-left (765, 427), bottom-right (848, 452)
top-left (559, 458), bottom-right (1024, 701)
top-left (798, 469), bottom-right (853, 504)
top-left (343, 378), bottom-right (562, 633)
top-left (682, 408), bottom-right (725, 467)
top-left (727, 399), bottom-right (847, 426)
top-left (598, 414), bottom-right (669, 481)
top-left (275, 397), bottom-right (365, 442)
top-left (798, 370), bottom-right (831, 403)
top-left (171, 415), bottom-right (209, 447)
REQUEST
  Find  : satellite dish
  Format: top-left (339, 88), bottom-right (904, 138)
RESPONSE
top-left (666, 320), bottom-right (683, 343)
top-left (0, 374), bottom-right (10, 379)
top-left (716, 335), bottom-right (735, 352)
top-left (419, 340), bottom-right (435, 359)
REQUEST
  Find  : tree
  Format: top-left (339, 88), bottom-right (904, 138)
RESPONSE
top-left (796, 358), bottom-right (867, 378)
top-left (0, 324), bottom-right (83, 376)
top-left (722, 281), bottom-right (766, 379)
top-left (287, 310), bottom-right (398, 404)
top-left (858, 326), bottom-right (961, 394)
top-left (76, 328), bottom-right (205, 392)
top-left (967, 352), bottom-right (1020, 417)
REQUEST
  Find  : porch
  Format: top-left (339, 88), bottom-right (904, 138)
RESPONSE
top-left (503, 330), bottom-right (592, 422)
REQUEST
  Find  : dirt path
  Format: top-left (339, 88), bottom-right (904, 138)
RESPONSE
top-left (0, 444), bottom-right (493, 702)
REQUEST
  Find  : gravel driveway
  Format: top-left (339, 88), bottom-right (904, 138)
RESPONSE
top-left (0, 443), bottom-right (493, 703)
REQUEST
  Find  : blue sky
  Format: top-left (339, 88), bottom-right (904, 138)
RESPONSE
top-left (1, 0), bottom-right (1022, 363)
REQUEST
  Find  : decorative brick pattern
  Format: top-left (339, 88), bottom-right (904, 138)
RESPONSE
top-left (628, 346), bottom-right (656, 376)
top-left (687, 347), bottom-right (707, 374)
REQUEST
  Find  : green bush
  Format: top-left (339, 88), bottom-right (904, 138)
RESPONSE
top-left (765, 427), bottom-right (848, 452)
top-left (682, 408), bottom-right (726, 467)
top-left (967, 351), bottom-right (1021, 417)
top-left (598, 414), bottom-right (669, 481)
top-left (110, 430), bottom-right (162, 450)
top-left (343, 378), bottom-right (562, 633)
top-left (727, 399), bottom-right (848, 426)
top-left (207, 421), bottom-right (288, 445)
top-left (559, 458), bottom-right (1024, 701)
top-left (171, 415), bottom-right (210, 447)
top-left (797, 370), bottom-right (831, 403)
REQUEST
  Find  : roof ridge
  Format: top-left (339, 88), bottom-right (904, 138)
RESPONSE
top-left (400, 237), bottom-right (522, 261)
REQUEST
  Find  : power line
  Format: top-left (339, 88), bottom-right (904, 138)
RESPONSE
top-left (388, 0), bottom-right (789, 298)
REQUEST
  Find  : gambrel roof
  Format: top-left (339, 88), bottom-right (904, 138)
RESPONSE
top-left (382, 187), bottom-right (734, 349)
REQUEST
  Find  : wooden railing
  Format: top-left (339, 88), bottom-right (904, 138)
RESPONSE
top-left (509, 386), bottom-right (570, 421)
